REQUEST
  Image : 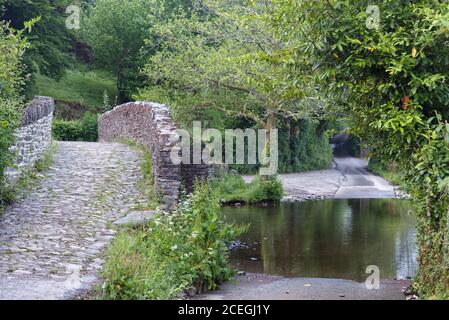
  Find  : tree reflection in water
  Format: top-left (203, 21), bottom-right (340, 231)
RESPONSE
top-left (223, 199), bottom-right (417, 282)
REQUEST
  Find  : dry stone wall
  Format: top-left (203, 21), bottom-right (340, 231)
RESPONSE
top-left (5, 96), bottom-right (54, 184)
top-left (98, 102), bottom-right (210, 211)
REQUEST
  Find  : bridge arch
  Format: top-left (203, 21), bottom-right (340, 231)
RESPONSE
top-left (98, 102), bottom-right (209, 211)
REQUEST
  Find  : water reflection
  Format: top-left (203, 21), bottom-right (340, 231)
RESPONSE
top-left (223, 199), bottom-right (417, 282)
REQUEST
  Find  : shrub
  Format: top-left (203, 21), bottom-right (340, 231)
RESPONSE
top-left (278, 120), bottom-right (333, 173)
top-left (252, 176), bottom-right (284, 203)
top-left (0, 22), bottom-right (28, 205)
top-left (52, 120), bottom-right (82, 141)
top-left (80, 112), bottom-right (99, 141)
top-left (102, 182), bottom-right (245, 300)
top-left (52, 112), bottom-right (98, 142)
top-left (213, 175), bottom-right (284, 204)
top-left (368, 157), bottom-right (404, 188)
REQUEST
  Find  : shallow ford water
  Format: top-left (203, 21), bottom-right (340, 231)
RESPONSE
top-left (223, 199), bottom-right (418, 282)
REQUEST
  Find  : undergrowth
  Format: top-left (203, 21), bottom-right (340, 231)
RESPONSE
top-left (102, 183), bottom-right (246, 300)
top-left (212, 175), bottom-right (284, 204)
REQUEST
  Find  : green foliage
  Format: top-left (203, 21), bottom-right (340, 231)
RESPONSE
top-left (35, 68), bottom-right (117, 116)
top-left (121, 140), bottom-right (160, 211)
top-left (253, 176), bottom-right (284, 203)
top-left (1, 142), bottom-right (57, 208)
top-left (0, 22), bottom-right (28, 206)
top-left (102, 90), bottom-right (111, 112)
top-left (34, 142), bottom-right (57, 173)
top-left (274, 0), bottom-right (449, 298)
top-left (52, 120), bottom-right (82, 141)
top-left (52, 112), bottom-right (98, 141)
top-left (83, 0), bottom-right (153, 103)
top-left (213, 119), bottom-right (333, 175)
top-left (278, 120), bottom-right (333, 173)
top-left (368, 158), bottom-right (403, 188)
top-left (1, 0), bottom-right (75, 96)
top-left (212, 175), bottom-right (283, 204)
top-left (138, 0), bottom-right (339, 156)
top-left (102, 182), bottom-right (245, 299)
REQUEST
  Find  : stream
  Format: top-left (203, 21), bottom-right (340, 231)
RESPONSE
top-left (223, 199), bottom-right (417, 282)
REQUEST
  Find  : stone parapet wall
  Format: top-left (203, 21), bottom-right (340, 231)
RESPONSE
top-left (6, 96), bottom-right (54, 184)
top-left (181, 163), bottom-right (210, 193)
top-left (99, 102), bottom-right (208, 211)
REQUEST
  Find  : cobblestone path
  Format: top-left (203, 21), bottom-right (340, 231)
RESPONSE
top-left (0, 142), bottom-right (144, 300)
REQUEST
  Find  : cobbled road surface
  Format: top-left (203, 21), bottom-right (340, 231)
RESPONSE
top-left (0, 142), bottom-right (144, 300)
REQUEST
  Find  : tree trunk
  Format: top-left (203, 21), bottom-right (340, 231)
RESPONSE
top-left (116, 67), bottom-right (128, 105)
top-left (260, 111), bottom-right (277, 179)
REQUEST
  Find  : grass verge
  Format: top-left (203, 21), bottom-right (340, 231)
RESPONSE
top-left (368, 158), bottom-right (405, 188)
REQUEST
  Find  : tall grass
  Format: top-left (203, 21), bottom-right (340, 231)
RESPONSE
top-left (122, 140), bottom-right (160, 211)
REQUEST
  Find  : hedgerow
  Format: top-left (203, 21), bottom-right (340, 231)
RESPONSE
top-left (0, 22), bottom-right (30, 206)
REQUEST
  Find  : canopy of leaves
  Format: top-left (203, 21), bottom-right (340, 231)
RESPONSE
top-left (83, 0), bottom-right (158, 103)
top-left (1, 0), bottom-right (74, 81)
top-left (0, 22), bottom-right (29, 205)
top-left (138, 0), bottom-right (340, 130)
top-left (273, 0), bottom-right (449, 298)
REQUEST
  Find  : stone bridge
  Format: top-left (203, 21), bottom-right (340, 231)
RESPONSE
top-left (98, 102), bottom-right (210, 211)
top-left (0, 98), bottom-right (210, 299)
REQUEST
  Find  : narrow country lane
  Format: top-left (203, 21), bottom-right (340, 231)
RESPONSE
top-left (0, 142), bottom-right (144, 300)
top-left (333, 157), bottom-right (396, 199)
top-left (196, 274), bottom-right (411, 300)
top-left (244, 156), bottom-right (398, 202)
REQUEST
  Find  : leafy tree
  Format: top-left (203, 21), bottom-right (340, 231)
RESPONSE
top-left (144, 0), bottom-right (326, 124)
top-left (83, 0), bottom-right (156, 104)
top-left (0, 21), bottom-right (31, 205)
top-left (82, 0), bottom-right (195, 104)
top-left (274, 0), bottom-right (449, 298)
top-left (1, 0), bottom-right (75, 90)
top-left (139, 0), bottom-right (338, 175)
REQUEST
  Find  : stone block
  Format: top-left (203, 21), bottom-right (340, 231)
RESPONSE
top-left (113, 211), bottom-right (156, 227)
